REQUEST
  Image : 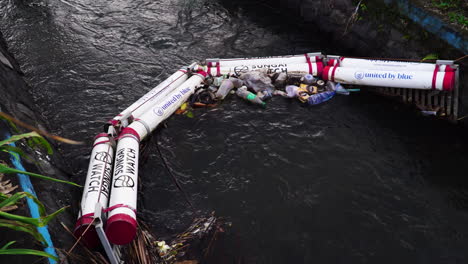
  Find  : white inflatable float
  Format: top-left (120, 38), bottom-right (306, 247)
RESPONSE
top-left (205, 62), bottom-right (324, 77)
top-left (322, 65), bottom-right (455, 91)
top-left (327, 57), bottom-right (455, 72)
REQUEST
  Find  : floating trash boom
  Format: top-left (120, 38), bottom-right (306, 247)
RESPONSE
top-left (105, 71), bottom-right (207, 245)
top-left (322, 66), bottom-right (455, 91)
top-left (327, 56), bottom-right (455, 72)
top-left (73, 53), bottom-right (458, 263)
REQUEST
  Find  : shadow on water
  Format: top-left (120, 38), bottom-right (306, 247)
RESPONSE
top-left (1, 0), bottom-right (468, 263)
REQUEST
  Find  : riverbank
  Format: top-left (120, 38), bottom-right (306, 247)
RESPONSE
top-left (0, 30), bottom-right (79, 263)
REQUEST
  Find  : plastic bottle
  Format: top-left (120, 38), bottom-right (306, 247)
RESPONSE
top-left (307, 91), bottom-right (336, 105)
top-left (216, 77), bottom-right (244, 100)
top-left (259, 87), bottom-right (275, 100)
top-left (273, 90), bottom-right (288, 97)
top-left (274, 72), bottom-right (288, 88)
top-left (213, 76), bottom-right (225, 87)
top-left (285, 85), bottom-right (299, 98)
top-left (301, 74), bottom-right (316, 85)
top-left (236, 86), bottom-right (266, 107)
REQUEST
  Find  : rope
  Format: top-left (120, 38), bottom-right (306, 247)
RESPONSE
top-left (66, 217), bottom-right (96, 255)
top-left (155, 133), bottom-right (195, 211)
top-left (454, 54), bottom-right (468, 62)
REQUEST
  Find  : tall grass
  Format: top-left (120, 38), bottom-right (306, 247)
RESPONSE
top-left (0, 127), bottom-right (80, 262)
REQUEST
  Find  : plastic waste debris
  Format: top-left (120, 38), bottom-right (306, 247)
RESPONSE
top-left (273, 90), bottom-right (288, 97)
top-left (239, 70), bottom-right (275, 93)
top-left (215, 77), bottom-right (243, 100)
top-left (316, 79), bottom-right (326, 90)
top-left (307, 85), bottom-right (318, 94)
top-left (285, 85), bottom-right (300, 98)
top-left (285, 85), bottom-right (309, 101)
top-left (307, 91), bottom-right (336, 105)
top-left (236, 86), bottom-right (266, 107)
top-left (326, 81), bottom-right (350, 95)
top-left (273, 72), bottom-right (288, 88)
top-left (213, 76), bottom-right (225, 87)
top-left (421, 110), bottom-right (437, 116)
top-left (208, 86), bottom-right (218, 93)
top-left (190, 88), bottom-right (217, 107)
top-left (258, 87), bottom-right (275, 101)
top-left (301, 74), bottom-right (316, 85)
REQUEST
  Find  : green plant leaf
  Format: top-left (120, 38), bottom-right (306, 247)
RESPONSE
top-left (0, 192), bottom-right (46, 216)
top-left (0, 163), bottom-right (81, 187)
top-left (1, 241), bottom-right (16, 250)
top-left (40, 206), bottom-right (68, 226)
top-left (0, 205), bottom-right (68, 227)
top-left (0, 145), bottom-right (32, 162)
top-left (27, 136), bottom-right (53, 155)
top-left (422, 53), bottom-right (439, 61)
top-left (0, 220), bottom-right (45, 242)
top-left (0, 211), bottom-right (40, 226)
top-left (0, 248), bottom-right (58, 261)
top-left (186, 111), bottom-right (194, 118)
top-left (0, 115), bottom-right (18, 132)
top-left (0, 132), bottom-right (52, 155)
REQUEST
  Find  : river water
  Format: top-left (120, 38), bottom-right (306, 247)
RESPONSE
top-left (1, 0), bottom-right (468, 263)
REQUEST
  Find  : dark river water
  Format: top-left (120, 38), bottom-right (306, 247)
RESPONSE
top-left (2, 0), bottom-right (468, 263)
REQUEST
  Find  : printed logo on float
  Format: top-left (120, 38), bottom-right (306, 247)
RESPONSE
top-left (354, 71), bottom-right (364, 80)
top-left (153, 107), bottom-right (164, 116)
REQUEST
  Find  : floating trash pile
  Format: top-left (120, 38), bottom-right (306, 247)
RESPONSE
top-left (187, 69), bottom-right (359, 109)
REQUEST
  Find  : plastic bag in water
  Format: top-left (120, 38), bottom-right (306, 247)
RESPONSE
top-left (307, 91), bottom-right (336, 105)
top-left (239, 71), bottom-right (274, 93)
top-left (326, 81), bottom-right (349, 95)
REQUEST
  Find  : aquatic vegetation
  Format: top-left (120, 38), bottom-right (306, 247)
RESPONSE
top-left (0, 129), bottom-right (79, 262)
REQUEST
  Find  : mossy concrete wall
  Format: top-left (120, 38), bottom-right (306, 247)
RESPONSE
top-left (276, 0), bottom-right (467, 121)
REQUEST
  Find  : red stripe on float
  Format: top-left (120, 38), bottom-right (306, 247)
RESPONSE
top-left (322, 66), bottom-right (331, 81)
top-left (94, 133), bottom-right (109, 140)
top-left (73, 217), bottom-right (99, 248)
top-left (120, 127), bottom-right (141, 141)
top-left (432, 65), bottom-right (439, 89)
top-left (307, 57), bottom-right (312, 74)
top-left (316, 62), bottom-right (323, 77)
top-left (444, 65), bottom-right (455, 72)
top-left (105, 213), bottom-right (138, 245)
top-left (442, 71), bottom-right (455, 91)
top-left (331, 65), bottom-right (338, 82)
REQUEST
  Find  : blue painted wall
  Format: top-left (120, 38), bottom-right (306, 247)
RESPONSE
top-left (384, 0), bottom-right (468, 54)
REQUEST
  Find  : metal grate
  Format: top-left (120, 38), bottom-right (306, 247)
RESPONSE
top-left (372, 64), bottom-right (459, 122)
